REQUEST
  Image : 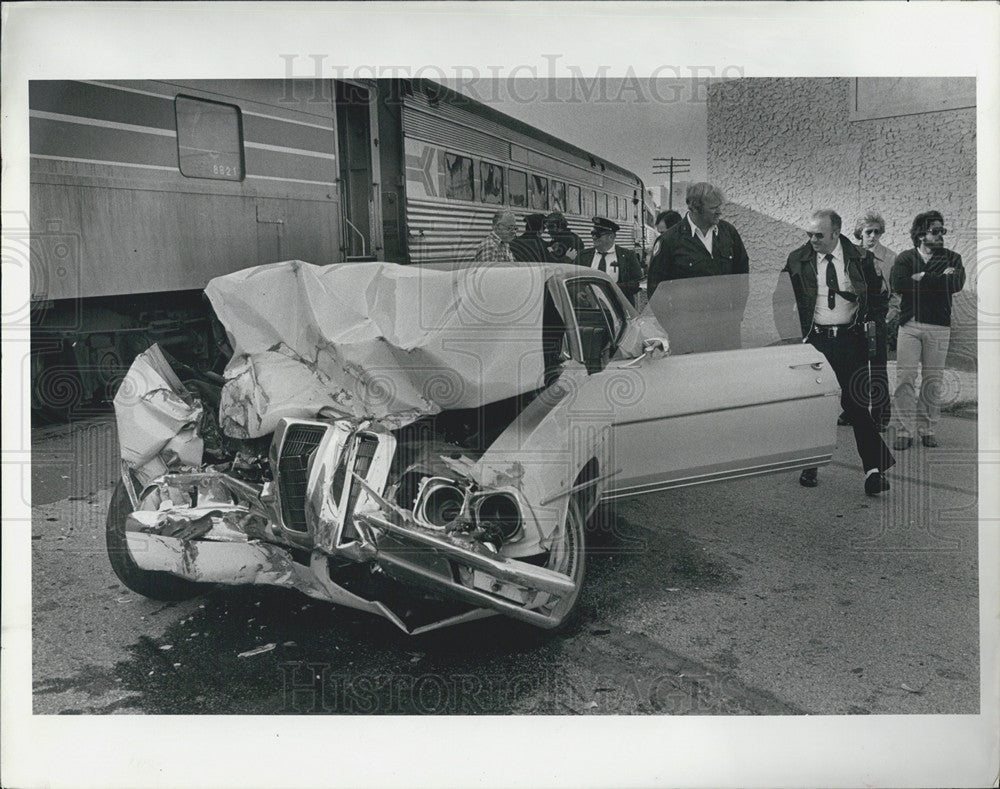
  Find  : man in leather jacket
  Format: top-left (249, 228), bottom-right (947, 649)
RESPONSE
top-left (888, 210), bottom-right (965, 450)
top-left (779, 209), bottom-right (894, 495)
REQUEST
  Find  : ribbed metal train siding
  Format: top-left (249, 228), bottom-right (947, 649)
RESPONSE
top-left (406, 199), bottom-right (496, 263)
top-left (407, 199), bottom-right (600, 264)
top-left (402, 107), bottom-right (509, 164)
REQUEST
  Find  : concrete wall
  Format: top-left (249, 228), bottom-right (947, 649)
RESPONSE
top-left (706, 78), bottom-right (976, 369)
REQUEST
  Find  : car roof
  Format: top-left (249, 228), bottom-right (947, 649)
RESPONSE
top-left (413, 260), bottom-right (617, 283)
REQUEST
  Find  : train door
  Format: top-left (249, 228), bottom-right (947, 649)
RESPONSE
top-left (334, 81), bottom-right (382, 261)
top-left (373, 82), bottom-right (407, 263)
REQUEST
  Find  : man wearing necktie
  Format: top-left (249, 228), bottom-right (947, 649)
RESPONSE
top-left (780, 209), bottom-right (894, 496)
top-left (578, 216), bottom-right (644, 306)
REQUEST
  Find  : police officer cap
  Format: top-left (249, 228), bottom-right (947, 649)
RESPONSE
top-left (591, 216), bottom-right (620, 234)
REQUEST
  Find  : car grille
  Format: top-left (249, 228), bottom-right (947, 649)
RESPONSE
top-left (339, 434), bottom-right (379, 544)
top-left (278, 424), bottom-right (328, 533)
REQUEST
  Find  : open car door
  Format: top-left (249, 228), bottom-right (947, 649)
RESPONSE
top-left (560, 275), bottom-right (840, 500)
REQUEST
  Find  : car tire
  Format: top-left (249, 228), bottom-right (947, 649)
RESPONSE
top-left (535, 495), bottom-right (586, 630)
top-left (106, 478), bottom-right (203, 601)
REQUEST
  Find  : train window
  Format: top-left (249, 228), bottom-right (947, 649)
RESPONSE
top-left (551, 181), bottom-right (566, 213)
top-left (508, 169), bottom-right (527, 207)
top-left (510, 144), bottom-right (529, 164)
top-left (175, 95), bottom-right (244, 181)
top-left (567, 184), bottom-right (581, 214)
top-left (444, 153), bottom-right (475, 201)
top-left (480, 161), bottom-right (504, 205)
top-left (583, 190), bottom-right (596, 216)
top-left (616, 196), bottom-right (624, 219)
top-left (603, 194), bottom-right (610, 217)
top-left (528, 174), bottom-right (548, 210)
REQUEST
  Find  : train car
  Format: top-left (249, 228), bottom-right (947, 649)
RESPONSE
top-left (28, 78), bottom-right (645, 415)
top-left (399, 81), bottom-right (646, 262)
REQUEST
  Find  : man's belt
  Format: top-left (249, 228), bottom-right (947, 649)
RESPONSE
top-left (812, 324), bottom-right (859, 338)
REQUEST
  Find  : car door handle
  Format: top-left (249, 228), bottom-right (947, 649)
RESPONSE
top-left (789, 362), bottom-right (825, 370)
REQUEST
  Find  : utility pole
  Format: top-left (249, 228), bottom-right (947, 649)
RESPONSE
top-left (652, 157), bottom-right (691, 210)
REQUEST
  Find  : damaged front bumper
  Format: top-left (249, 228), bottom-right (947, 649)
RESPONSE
top-left (124, 468), bottom-right (577, 632)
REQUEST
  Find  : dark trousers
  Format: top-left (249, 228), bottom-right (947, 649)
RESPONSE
top-left (809, 329), bottom-right (895, 473)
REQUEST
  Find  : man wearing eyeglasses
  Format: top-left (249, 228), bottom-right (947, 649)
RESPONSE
top-left (578, 216), bottom-right (644, 306)
top-left (888, 211), bottom-right (965, 450)
top-left (473, 209), bottom-right (518, 263)
top-left (781, 209), bottom-right (894, 495)
top-left (849, 212), bottom-right (898, 431)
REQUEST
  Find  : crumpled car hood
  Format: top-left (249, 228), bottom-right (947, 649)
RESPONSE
top-left (205, 261), bottom-right (548, 438)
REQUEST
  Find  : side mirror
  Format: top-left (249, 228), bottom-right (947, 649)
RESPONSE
top-left (643, 337), bottom-right (669, 358)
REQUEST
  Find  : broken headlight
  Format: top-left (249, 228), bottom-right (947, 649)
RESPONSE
top-left (417, 479), bottom-right (466, 528)
top-left (470, 491), bottom-right (522, 541)
top-left (412, 478), bottom-right (524, 543)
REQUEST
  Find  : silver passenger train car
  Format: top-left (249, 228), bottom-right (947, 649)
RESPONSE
top-left (28, 78), bottom-right (646, 414)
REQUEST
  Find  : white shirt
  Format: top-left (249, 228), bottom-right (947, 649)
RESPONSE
top-left (813, 240), bottom-right (857, 325)
top-left (686, 213), bottom-right (717, 255)
top-left (591, 246), bottom-right (618, 272)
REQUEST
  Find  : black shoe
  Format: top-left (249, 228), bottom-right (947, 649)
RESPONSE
top-left (837, 412), bottom-right (852, 426)
top-left (864, 472), bottom-right (890, 496)
top-left (893, 436), bottom-right (913, 451)
top-left (921, 435), bottom-right (939, 447)
top-left (799, 468), bottom-right (818, 487)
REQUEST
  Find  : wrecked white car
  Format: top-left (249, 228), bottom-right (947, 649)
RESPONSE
top-left (108, 261), bottom-right (839, 633)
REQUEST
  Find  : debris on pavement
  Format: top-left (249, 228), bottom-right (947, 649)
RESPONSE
top-left (237, 643), bottom-right (277, 658)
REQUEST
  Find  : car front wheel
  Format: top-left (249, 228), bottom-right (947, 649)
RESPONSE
top-left (106, 478), bottom-right (203, 601)
top-left (534, 496), bottom-right (586, 629)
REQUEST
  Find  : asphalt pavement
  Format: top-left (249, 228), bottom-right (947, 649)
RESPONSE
top-left (23, 408), bottom-right (980, 717)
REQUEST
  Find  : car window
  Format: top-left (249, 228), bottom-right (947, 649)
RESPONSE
top-left (564, 279), bottom-right (626, 373)
top-left (567, 280), bottom-right (597, 310)
top-left (591, 282), bottom-right (626, 342)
